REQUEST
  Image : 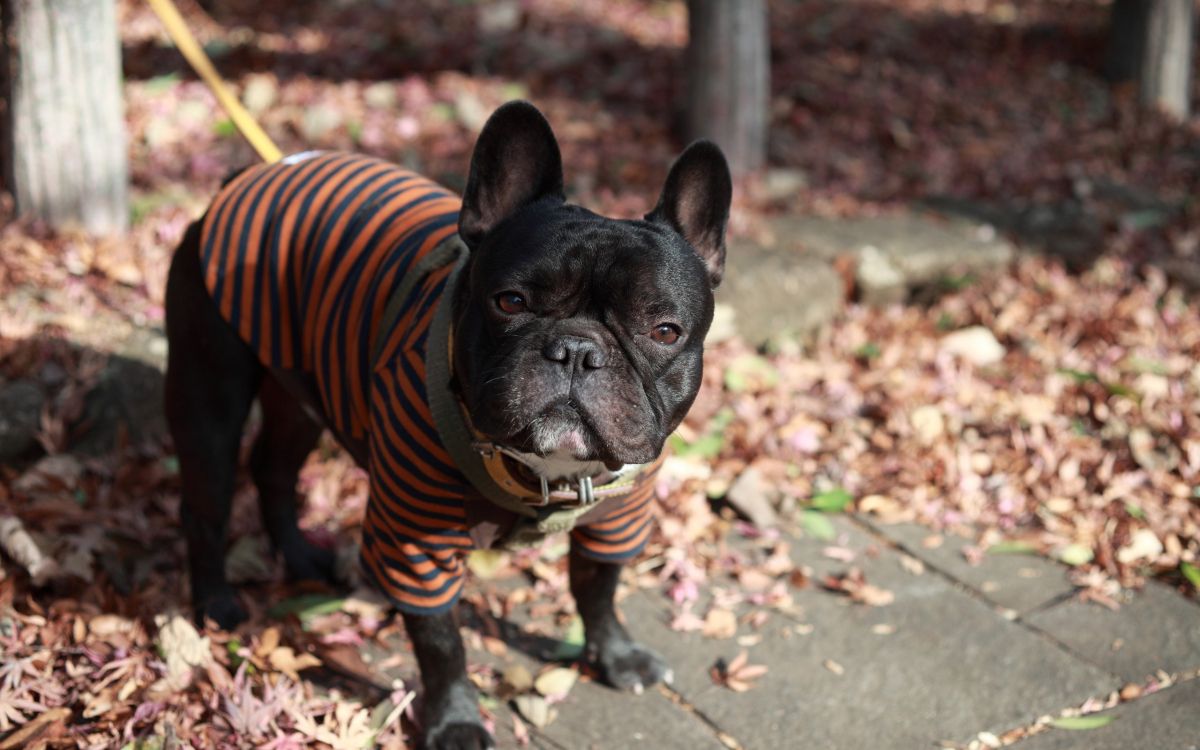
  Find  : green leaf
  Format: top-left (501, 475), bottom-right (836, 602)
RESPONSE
top-left (213, 118), bottom-right (238, 138)
top-left (552, 615), bottom-right (585, 660)
top-left (1102, 381), bottom-right (1136, 398)
top-left (669, 410), bottom-right (734, 459)
top-left (668, 431), bottom-right (725, 460)
top-left (226, 637), bottom-right (254, 672)
top-left (1049, 714), bottom-right (1115, 730)
top-left (724, 354), bottom-right (779, 393)
top-left (268, 593), bottom-right (345, 623)
top-left (854, 342), bottom-right (881, 360)
top-left (801, 510), bottom-right (836, 541)
top-left (1122, 356), bottom-right (1168, 376)
top-left (809, 488), bottom-right (853, 513)
top-left (500, 82), bottom-right (530, 100)
top-left (466, 549), bottom-right (507, 580)
top-left (988, 540), bottom-right (1038, 555)
top-left (1057, 543), bottom-right (1094, 567)
top-left (145, 73), bottom-right (181, 93)
top-left (937, 273), bottom-right (976, 291)
top-left (1181, 562), bottom-right (1200, 590)
top-left (1058, 368), bottom-right (1099, 384)
top-left (1124, 502), bottom-right (1145, 520)
top-left (1121, 209), bottom-right (1168, 231)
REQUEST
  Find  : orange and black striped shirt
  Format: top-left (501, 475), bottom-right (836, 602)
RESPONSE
top-left (199, 152), bottom-right (656, 614)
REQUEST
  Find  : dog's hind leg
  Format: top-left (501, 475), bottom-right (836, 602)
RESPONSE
top-left (250, 375), bottom-right (335, 584)
top-left (165, 221), bottom-right (263, 629)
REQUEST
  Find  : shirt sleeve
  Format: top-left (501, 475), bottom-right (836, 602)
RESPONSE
top-left (359, 350), bottom-right (473, 615)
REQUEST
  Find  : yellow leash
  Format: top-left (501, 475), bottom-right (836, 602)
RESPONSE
top-left (144, 0), bottom-right (283, 163)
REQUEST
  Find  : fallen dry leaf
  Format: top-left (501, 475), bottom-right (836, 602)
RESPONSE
top-left (702, 607), bottom-right (739, 639)
top-left (513, 694), bottom-right (556, 729)
top-left (269, 646), bottom-right (323, 681)
top-left (710, 650), bottom-right (769, 692)
top-left (154, 614), bottom-right (211, 690)
top-left (533, 667), bottom-right (578, 698)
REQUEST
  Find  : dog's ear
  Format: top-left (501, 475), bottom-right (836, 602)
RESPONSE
top-left (459, 101), bottom-right (565, 248)
top-left (645, 141), bottom-right (732, 288)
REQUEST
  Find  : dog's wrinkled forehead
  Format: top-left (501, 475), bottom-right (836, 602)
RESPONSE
top-left (472, 205), bottom-right (712, 320)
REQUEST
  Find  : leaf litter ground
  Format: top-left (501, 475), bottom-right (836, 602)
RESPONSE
top-left (2, 0), bottom-right (1200, 747)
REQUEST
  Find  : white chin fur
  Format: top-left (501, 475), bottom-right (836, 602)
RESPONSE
top-left (516, 416), bottom-right (628, 481)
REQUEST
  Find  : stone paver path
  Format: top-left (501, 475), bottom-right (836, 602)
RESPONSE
top-left (426, 515), bottom-right (1200, 750)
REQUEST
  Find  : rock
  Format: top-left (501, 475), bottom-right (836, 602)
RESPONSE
top-left (363, 82), bottom-right (397, 110)
top-left (725, 466), bottom-right (779, 528)
top-left (478, 1), bottom-right (522, 35)
top-left (242, 74), bottom-right (278, 115)
top-left (941, 326), bottom-right (1005, 366)
top-left (707, 303), bottom-right (738, 344)
top-left (717, 247), bottom-right (843, 347)
top-left (761, 168), bottom-right (809, 202)
top-left (909, 405), bottom-right (945, 445)
top-left (856, 245), bottom-right (906, 305)
top-left (300, 105), bottom-right (342, 141)
top-left (0, 379), bottom-right (44, 461)
top-left (453, 90), bottom-right (490, 132)
top-left (1115, 529), bottom-right (1164, 565)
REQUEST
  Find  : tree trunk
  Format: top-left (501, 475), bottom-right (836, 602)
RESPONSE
top-left (1139, 0), bottom-right (1193, 120)
top-left (1104, 0), bottom-right (1147, 84)
top-left (1106, 0), bottom-right (1194, 120)
top-left (1, 0), bottom-right (128, 234)
top-left (685, 0), bottom-right (768, 176)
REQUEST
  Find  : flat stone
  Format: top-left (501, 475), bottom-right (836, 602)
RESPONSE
top-left (717, 247), bottom-right (843, 346)
top-left (1011, 677), bottom-right (1200, 750)
top-left (538, 679), bottom-right (725, 750)
top-left (1025, 581), bottom-right (1200, 682)
top-left (620, 518), bottom-right (1115, 748)
top-left (773, 212), bottom-right (1013, 300)
top-left (855, 245), bottom-right (906, 305)
top-left (866, 521), bottom-right (1076, 615)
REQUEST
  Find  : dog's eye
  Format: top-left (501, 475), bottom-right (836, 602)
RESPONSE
top-left (496, 292), bottom-right (527, 314)
top-left (650, 323), bottom-right (681, 345)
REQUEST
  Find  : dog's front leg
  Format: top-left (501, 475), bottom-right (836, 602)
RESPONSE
top-left (569, 543), bottom-right (671, 693)
top-left (402, 610), bottom-right (493, 750)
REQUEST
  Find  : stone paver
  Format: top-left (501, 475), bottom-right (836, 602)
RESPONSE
top-left (1025, 581), bottom-right (1200, 683)
top-left (617, 518), bottom-right (1116, 749)
top-left (538, 679), bottom-right (726, 750)
top-left (865, 521), bottom-right (1077, 615)
top-left (1011, 677), bottom-right (1200, 750)
top-left (718, 247), bottom-right (843, 344)
top-left (775, 213), bottom-right (1013, 304)
top-left (718, 210), bottom-right (1015, 345)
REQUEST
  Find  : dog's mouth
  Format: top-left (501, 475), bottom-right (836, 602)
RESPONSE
top-left (523, 402), bottom-right (594, 457)
top-left (488, 401), bottom-right (615, 464)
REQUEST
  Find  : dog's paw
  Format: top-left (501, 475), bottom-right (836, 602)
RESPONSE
top-left (422, 680), bottom-right (493, 750)
top-left (589, 637), bottom-right (671, 694)
top-left (423, 722), bottom-right (494, 750)
top-left (194, 590), bottom-right (248, 631)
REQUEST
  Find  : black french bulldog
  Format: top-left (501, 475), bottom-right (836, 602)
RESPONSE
top-left (164, 101), bottom-right (731, 749)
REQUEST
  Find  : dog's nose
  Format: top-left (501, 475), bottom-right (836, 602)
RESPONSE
top-left (543, 336), bottom-right (606, 370)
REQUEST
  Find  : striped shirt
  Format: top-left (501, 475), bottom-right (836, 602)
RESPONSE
top-left (199, 152), bottom-right (656, 614)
